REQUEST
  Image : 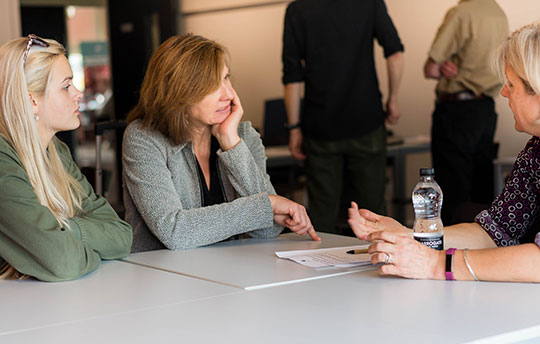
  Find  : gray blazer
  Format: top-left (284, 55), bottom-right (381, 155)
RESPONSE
top-left (123, 120), bottom-right (283, 252)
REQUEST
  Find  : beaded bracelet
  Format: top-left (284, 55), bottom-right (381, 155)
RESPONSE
top-left (463, 249), bottom-right (479, 281)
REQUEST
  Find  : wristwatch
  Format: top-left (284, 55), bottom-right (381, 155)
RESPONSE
top-left (284, 122), bottom-right (301, 130)
top-left (445, 248), bottom-right (457, 281)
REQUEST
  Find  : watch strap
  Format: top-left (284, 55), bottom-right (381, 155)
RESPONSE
top-left (445, 248), bottom-right (457, 281)
top-left (284, 122), bottom-right (301, 130)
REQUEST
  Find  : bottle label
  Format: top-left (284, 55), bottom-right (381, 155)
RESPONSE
top-left (414, 234), bottom-right (443, 250)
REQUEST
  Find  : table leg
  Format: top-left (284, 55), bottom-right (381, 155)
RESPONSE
top-left (392, 151), bottom-right (406, 224)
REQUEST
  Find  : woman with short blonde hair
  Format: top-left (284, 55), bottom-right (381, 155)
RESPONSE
top-left (348, 22), bottom-right (540, 283)
top-left (0, 35), bottom-right (132, 281)
top-left (494, 22), bottom-right (540, 95)
top-left (123, 34), bottom-right (319, 252)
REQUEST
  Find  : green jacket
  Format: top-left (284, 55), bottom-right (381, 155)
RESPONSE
top-left (0, 136), bottom-right (133, 281)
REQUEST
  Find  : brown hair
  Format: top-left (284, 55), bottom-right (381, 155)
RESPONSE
top-left (127, 34), bottom-right (228, 145)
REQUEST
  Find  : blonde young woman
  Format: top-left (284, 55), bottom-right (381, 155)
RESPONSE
top-left (123, 34), bottom-right (319, 252)
top-left (0, 35), bottom-right (132, 281)
top-left (348, 23), bottom-right (540, 283)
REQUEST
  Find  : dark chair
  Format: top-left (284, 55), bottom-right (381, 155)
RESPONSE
top-left (95, 120), bottom-right (127, 196)
top-left (451, 202), bottom-right (490, 224)
top-left (262, 98), bottom-right (289, 146)
top-left (262, 98), bottom-right (305, 203)
top-left (262, 98), bottom-right (304, 146)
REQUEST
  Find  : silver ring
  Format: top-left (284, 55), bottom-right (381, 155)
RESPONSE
top-left (384, 252), bottom-right (392, 264)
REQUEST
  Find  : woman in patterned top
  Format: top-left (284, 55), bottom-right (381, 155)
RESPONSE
top-left (347, 22), bottom-right (540, 282)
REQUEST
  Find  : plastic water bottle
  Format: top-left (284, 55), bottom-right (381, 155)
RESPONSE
top-left (412, 168), bottom-right (444, 250)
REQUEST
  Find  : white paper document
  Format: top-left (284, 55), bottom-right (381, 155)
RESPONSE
top-left (275, 245), bottom-right (372, 268)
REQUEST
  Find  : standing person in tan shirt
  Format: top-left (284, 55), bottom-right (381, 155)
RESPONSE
top-left (424, 0), bottom-right (509, 225)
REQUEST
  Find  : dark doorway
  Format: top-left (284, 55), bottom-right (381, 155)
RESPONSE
top-left (107, 0), bottom-right (178, 205)
top-left (107, 0), bottom-right (178, 121)
top-left (21, 6), bottom-right (67, 46)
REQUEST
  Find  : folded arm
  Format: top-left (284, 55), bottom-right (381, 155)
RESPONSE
top-left (59, 142), bottom-right (132, 259)
top-left (0, 145), bottom-right (102, 281)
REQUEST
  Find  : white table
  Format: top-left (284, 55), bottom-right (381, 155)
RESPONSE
top-left (124, 232), bottom-right (373, 290)
top-left (264, 145), bottom-right (297, 169)
top-left (4, 269), bottom-right (540, 343)
top-left (0, 260), bottom-right (240, 336)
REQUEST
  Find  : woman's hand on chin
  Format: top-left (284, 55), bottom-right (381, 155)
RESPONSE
top-left (212, 89), bottom-right (243, 151)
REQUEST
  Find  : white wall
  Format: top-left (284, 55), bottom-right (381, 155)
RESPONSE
top-left (182, 0), bottom-right (540, 159)
top-left (181, 1), bottom-right (288, 132)
top-left (0, 0), bottom-right (21, 45)
top-left (376, 0), bottom-right (540, 159)
top-left (182, 0), bottom-right (286, 13)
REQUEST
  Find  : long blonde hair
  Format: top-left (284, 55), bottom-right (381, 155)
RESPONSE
top-left (494, 22), bottom-right (540, 95)
top-left (0, 37), bottom-right (84, 279)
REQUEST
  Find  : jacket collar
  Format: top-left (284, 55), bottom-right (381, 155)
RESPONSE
top-left (171, 140), bottom-right (192, 155)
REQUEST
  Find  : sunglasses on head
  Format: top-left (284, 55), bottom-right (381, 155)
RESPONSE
top-left (22, 34), bottom-right (49, 65)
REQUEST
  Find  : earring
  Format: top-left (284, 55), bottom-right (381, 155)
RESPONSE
top-left (34, 115), bottom-right (39, 121)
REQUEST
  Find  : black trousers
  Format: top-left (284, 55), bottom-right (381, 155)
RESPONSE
top-left (431, 98), bottom-right (498, 225)
top-left (303, 125), bottom-right (387, 234)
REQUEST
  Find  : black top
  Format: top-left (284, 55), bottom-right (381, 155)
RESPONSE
top-left (195, 137), bottom-right (225, 207)
top-left (282, 0), bottom-right (404, 141)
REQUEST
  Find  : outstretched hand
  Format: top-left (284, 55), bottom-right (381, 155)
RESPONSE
top-left (347, 202), bottom-right (410, 241)
top-left (348, 202), bottom-right (441, 279)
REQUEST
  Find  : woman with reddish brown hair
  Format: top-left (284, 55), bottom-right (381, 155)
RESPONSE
top-left (123, 34), bottom-right (319, 252)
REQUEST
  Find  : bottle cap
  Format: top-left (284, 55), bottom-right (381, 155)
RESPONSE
top-left (419, 168), bottom-right (435, 176)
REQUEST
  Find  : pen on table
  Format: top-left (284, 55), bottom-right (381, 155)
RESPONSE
top-left (346, 248), bottom-right (369, 254)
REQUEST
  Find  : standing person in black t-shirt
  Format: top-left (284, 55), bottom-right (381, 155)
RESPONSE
top-left (282, 0), bottom-right (404, 235)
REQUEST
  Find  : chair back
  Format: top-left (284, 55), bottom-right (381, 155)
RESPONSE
top-left (263, 98), bottom-right (303, 146)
